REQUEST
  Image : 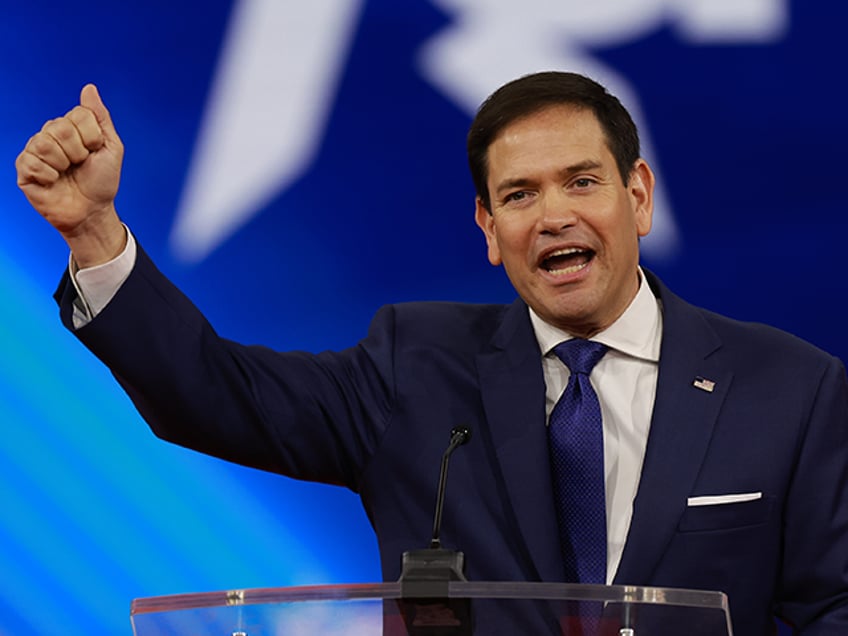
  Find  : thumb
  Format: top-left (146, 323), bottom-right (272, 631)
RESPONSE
top-left (80, 83), bottom-right (119, 140)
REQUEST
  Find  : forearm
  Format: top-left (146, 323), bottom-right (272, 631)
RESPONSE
top-left (57, 245), bottom-right (393, 486)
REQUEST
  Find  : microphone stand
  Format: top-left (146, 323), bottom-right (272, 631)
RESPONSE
top-left (397, 426), bottom-right (472, 635)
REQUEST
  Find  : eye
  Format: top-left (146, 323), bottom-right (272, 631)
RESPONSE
top-left (504, 190), bottom-right (530, 204)
top-left (573, 177), bottom-right (595, 189)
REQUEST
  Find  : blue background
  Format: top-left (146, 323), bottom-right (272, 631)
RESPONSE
top-left (1, 1), bottom-right (844, 633)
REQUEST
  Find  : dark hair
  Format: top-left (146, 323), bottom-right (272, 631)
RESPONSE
top-left (467, 71), bottom-right (641, 212)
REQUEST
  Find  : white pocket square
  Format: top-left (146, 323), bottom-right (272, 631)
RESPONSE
top-left (687, 492), bottom-right (762, 507)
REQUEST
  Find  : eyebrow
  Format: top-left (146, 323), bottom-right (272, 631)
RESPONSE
top-left (493, 160), bottom-right (604, 196)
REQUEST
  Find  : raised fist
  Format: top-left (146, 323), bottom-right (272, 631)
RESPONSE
top-left (16, 84), bottom-right (126, 267)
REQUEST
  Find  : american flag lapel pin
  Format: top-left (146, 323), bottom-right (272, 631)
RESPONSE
top-left (693, 376), bottom-right (716, 393)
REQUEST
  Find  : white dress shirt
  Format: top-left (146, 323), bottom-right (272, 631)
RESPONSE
top-left (69, 226), bottom-right (136, 328)
top-left (529, 270), bottom-right (663, 583)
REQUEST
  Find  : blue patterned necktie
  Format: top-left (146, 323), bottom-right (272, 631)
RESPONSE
top-left (549, 339), bottom-right (609, 584)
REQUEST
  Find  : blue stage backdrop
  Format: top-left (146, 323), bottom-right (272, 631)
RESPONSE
top-left (0, 1), bottom-right (844, 633)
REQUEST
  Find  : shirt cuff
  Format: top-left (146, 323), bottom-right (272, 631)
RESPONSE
top-left (69, 226), bottom-right (137, 328)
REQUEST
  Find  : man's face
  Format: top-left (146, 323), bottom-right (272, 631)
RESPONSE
top-left (475, 104), bottom-right (654, 338)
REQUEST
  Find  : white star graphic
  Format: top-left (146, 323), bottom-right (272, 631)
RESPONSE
top-left (171, 0), bottom-right (787, 263)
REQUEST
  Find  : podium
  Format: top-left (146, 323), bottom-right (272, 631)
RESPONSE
top-left (131, 581), bottom-right (732, 635)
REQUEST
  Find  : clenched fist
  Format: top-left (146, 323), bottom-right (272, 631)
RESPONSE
top-left (16, 84), bottom-right (126, 268)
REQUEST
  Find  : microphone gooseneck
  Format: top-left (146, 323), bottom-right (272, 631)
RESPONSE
top-left (430, 426), bottom-right (472, 549)
top-left (398, 425), bottom-right (474, 634)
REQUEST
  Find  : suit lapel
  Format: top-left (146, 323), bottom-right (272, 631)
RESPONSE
top-left (614, 274), bottom-right (732, 585)
top-left (477, 276), bottom-right (734, 585)
top-left (476, 299), bottom-right (565, 582)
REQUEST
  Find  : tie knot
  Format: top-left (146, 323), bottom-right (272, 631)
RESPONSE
top-left (553, 339), bottom-right (608, 375)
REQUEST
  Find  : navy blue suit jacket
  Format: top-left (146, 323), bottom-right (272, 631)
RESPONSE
top-left (57, 247), bottom-right (848, 634)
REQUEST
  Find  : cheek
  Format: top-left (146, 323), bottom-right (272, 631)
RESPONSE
top-left (603, 213), bottom-right (641, 252)
top-left (493, 228), bottom-right (530, 268)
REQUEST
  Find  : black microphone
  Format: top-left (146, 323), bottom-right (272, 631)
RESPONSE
top-left (397, 426), bottom-right (473, 635)
top-left (430, 426), bottom-right (472, 550)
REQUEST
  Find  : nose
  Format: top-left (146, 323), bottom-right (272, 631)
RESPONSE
top-left (536, 188), bottom-right (578, 234)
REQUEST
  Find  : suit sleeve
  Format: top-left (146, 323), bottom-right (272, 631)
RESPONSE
top-left (776, 355), bottom-right (848, 632)
top-left (55, 244), bottom-right (397, 491)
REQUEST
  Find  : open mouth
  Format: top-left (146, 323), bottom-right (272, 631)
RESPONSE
top-left (540, 247), bottom-right (594, 275)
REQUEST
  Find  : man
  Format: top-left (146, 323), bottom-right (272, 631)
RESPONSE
top-left (16, 72), bottom-right (848, 634)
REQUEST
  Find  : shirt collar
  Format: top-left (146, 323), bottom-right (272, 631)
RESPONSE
top-left (529, 267), bottom-right (662, 362)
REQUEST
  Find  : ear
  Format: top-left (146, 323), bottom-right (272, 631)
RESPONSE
top-left (475, 197), bottom-right (502, 266)
top-left (628, 159), bottom-right (655, 238)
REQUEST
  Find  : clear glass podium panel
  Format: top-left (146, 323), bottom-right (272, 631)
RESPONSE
top-left (131, 581), bottom-right (732, 635)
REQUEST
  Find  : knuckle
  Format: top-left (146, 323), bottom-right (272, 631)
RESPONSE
top-left (14, 150), bottom-right (28, 173)
top-left (29, 133), bottom-right (56, 156)
top-left (67, 105), bottom-right (93, 123)
top-left (51, 120), bottom-right (77, 143)
top-left (16, 153), bottom-right (56, 184)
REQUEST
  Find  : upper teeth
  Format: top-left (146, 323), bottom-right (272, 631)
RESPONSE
top-left (543, 247), bottom-right (589, 275)
top-left (548, 248), bottom-right (583, 257)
